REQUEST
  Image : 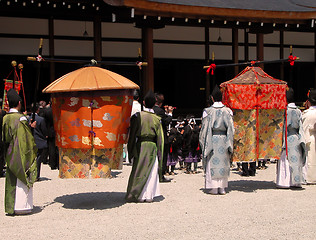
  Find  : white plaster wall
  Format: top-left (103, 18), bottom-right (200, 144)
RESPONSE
top-left (284, 31), bottom-right (314, 45)
top-left (155, 26), bottom-right (204, 41)
top-left (0, 38), bottom-right (49, 55)
top-left (102, 42), bottom-right (141, 57)
top-left (102, 23), bottom-right (140, 38)
top-left (54, 40), bottom-right (93, 56)
top-left (55, 20), bottom-right (93, 37)
top-left (0, 17), bottom-right (48, 34)
top-left (154, 43), bottom-right (204, 59)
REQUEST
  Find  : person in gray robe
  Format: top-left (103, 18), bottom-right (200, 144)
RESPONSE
top-left (199, 85), bottom-right (234, 195)
top-left (276, 88), bottom-right (306, 188)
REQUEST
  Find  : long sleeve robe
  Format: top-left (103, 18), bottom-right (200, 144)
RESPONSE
top-left (302, 106), bottom-right (316, 184)
top-left (2, 109), bottom-right (37, 214)
top-left (126, 110), bottom-right (164, 202)
top-left (276, 103), bottom-right (306, 187)
top-left (199, 102), bottom-right (234, 188)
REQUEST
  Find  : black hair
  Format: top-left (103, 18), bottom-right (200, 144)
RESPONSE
top-left (133, 89), bottom-right (140, 100)
top-left (211, 85), bottom-right (222, 102)
top-left (144, 90), bottom-right (156, 108)
top-left (308, 89), bottom-right (316, 105)
top-left (286, 88), bottom-right (295, 103)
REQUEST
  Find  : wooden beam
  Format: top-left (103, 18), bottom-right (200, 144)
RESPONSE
top-left (112, 0), bottom-right (316, 21)
top-left (142, 27), bottom-right (154, 94)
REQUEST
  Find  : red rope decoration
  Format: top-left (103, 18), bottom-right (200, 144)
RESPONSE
top-left (251, 61), bottom-right (257, 66)
top-left (206, 63), bottom-right (216, 75)
top-left (36, 54), bottom-right (43, 62)
top-left (288, 55), bottom-right (297, 66)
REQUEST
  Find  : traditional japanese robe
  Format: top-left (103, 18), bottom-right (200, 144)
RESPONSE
top-left (276, 103), bottom-right (306, 187)
top-left (126, 109), bottom-right (164, 202)
top-left (302, 106), bottom-right (316, 184)
top-left (199, 102), bottom-right (234, 189)
top-left (2, 109), bottom-right (37, 214)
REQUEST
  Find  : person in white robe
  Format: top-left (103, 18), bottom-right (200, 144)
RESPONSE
top-left (302, 89), bottom-right (316, 184)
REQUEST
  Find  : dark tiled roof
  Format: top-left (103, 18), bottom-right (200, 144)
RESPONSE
top-left (148, 0), bottom-right (316, 12)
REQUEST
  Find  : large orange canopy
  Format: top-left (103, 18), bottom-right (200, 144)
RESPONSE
top-left (42, 66), bottom-right (139, 93)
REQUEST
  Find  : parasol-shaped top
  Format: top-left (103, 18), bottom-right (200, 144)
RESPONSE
top-left (43, 66), bottom-right (139, 93)
top-left (220, 66), bottom-right (288, 110)
top-left (220, 66), bottom-right (287, 86)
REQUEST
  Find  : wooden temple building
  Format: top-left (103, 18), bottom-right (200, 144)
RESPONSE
top-left (1, 0), bottom-right (316, 115)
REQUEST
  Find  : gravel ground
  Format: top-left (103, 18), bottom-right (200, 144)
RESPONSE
top-left (1, 161), bottom-right (316, 240)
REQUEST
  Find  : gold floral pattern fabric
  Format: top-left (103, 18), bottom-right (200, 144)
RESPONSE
top-left (233, 109), bottom-right (284, 162)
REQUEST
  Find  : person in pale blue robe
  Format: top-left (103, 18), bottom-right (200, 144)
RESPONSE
top-left (276, 88), bottom-right (306, 188)
top-left (199, 85), bottom-right (234, 195)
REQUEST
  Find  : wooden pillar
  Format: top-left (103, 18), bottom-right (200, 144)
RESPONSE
top-left (93, 16), bottom-right (102, 63)
top-left (244, 29), bottom-right (249, 61)
top-left (48, 16), bottom-right (55, 83)
top-left (256, 33), bottom-right (264, 69)
top-left (142, 27), bottom-right (154, 94)
top-left (280, 30), bottom-right (284, 80)
top-left (232, 28), bottom-right (239, 76)
top-left (205, 27), bottom-right (210, 100)
top-left (314, 31), bottom-right (316, 88)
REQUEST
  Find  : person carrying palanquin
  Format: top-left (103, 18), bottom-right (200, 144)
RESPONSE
top-left (2, 89), bottom-right (37, 215)
top-left (199, 85), bottom-right (234, 195)
top-left (126, 90), bottom-right (164, 202)
top-left (276, 88), bottom-right (306, 188)
top-left (302, 89), bottom-right (316, 184)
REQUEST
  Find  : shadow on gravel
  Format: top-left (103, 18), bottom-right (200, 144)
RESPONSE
top-left (54, 192), bottom-right (126, 210)
top-left (228, 180), bottom-right (276, 193)
top-left (110, 171), bottom-right (122, 178)
top-left (36, 177), bottom-right (51, 182)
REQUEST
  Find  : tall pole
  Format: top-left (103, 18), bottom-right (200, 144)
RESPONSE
top-left (256, 33), bottom-right (264, 69)
top-left (314, 30), bottom-right (316, 88)
top-left (244, 29), bottom-right (249, 62)
top-left (49, 16), bottom-right (55, 83)
top-left (32, 38), bottom-right (43, 122)
top-left (94, 16), bottom-right (102, 63)
top-left (232, 28), bottom-right (239, 76)
top-left (205, 27), bottom-right (210, 100)
top-left (280, 30), bottom-right (284, 80)
top-left (142, 27), bottom-right (154, 94)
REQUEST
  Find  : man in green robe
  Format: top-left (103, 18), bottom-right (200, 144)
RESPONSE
top-left (126, 90), bottom-right (164, 203)
top-left (2, 89), bottom-right (37, 215)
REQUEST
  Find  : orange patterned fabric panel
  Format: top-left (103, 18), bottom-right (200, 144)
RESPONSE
top-left (52, 93), bottom-right (133, 149)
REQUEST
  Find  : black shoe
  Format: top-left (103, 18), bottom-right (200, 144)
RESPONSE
top-left (241, 173), bottom-right (249, 177)
top-left (249, 172), bottom-right (256, 176)
top-left (160, 177), bottom-right (171, 183)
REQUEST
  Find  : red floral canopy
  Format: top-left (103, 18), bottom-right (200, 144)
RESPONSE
top-left (220, 66), bottom-right (288, 110)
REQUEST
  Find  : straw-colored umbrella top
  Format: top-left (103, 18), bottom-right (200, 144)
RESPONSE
top-left (43, 66), bottom-right (139, 93)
